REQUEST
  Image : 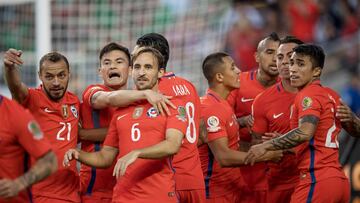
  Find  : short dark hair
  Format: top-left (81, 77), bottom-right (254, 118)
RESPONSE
top-left (202, 52), bottom-right (230, 82)
top-left (136, 33), bottom-right (169, 69)
top-left (293, 44), bottom-right (325, 69)
top-left (99, 42), bottom-right (131, 65)
top-left (280, 36), bottom-right (304, 45)
top-left (132, 47), bottom-right (165, 70)
top-left (266, 32), bottom-right (280, 42)
top-left (257, 32), bottom-right (280, 51)
top-left (39, 52), bottom-right (69, 72)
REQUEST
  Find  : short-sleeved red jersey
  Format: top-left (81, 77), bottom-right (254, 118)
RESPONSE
top-left (252, 82), bottom-right (299, 190)
top-left (22, 86), bottom-right (80, 202)
top-left (227, 70), bottom-right (272, 191)
top-left (290, 81), bottom-right (347, 185)
top-left (103, 99), bottom-right (187, 203)
top-left (199, 89), bottom-right (244, 198)
top-left (0, 95), bottom-right (52, 203)
top-left (159, 72), bottom-right (204, 190)
top-left (79, 84), bottom-right (117, 198)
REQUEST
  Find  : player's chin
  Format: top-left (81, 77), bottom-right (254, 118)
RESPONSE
top-left (50, 91), bottom-right (65, 100)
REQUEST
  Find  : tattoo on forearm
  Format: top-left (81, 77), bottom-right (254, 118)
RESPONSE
top-left (19, 152), bottom-right (56, 189)
top-left (270, 115), bottom-right (318, 150)
top-left (271, 128), bottom-right (307, 150)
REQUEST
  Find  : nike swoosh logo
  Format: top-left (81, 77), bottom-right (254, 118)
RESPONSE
top-left (229, 121), bottom-right (234, 127)
top-left (273, 113), bottom-right (284, 119)
top-left (44, 108), bottom-right (56, 113)
top-left (117, 114), bottom-right (128, 120)
top-left (241, 97), bottom-right (254, 102)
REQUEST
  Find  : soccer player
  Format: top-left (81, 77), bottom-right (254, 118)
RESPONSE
top-left (4, 49), bottom-right (81, 203)
top-left (245, 44), bottom-right (350, 202)
top-left (134, 33), bottom-right (205, 202)
top-left (227, 32), bottom-right (280, 202)
top-left (0, 95), bottom-right (57, 203)
top-left (199, 52), bottom-right (282, 203)
top-left (251, 36), bottom-right (304, 203)
top-left (79, 42), bottom-right (173, 203)
top-left (64, 47), bottom-right (187, 203)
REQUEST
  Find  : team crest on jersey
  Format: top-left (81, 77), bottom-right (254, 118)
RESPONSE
top-left (302, 97), bottom-right (313, 110)
top-left (207, 116), bottom-right (220, 132)
top-left (28, 121), bottom-right (43, 140)
top-left (70, 105), bottom-right (78, 118)
top-left (146, 107), bottom-right (159, 118)
top-left (176, 106), bottom-right (187, 122)
top-left (62, 104), bottom-right (69, 119)
top-left (133, 107), bottom-right (144, 119)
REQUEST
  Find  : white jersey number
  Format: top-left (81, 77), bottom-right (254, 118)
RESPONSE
top-left (131, 123), bottom-right (141, 142)
top-left (56, 122), bottom-right (71, 141)
top-left (185, 102), bottom-right (197, 143)
top-left (325, 108), bottom-right (339, 148)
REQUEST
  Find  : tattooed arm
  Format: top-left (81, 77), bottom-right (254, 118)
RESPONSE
top-left (244, 115), bottom-right (318, 165)
top-left (0, 151), bottom-right (57, 198)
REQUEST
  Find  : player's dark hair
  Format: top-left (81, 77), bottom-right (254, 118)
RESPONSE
top-left (293, 44), bottom-right (325, 69)
top-left (280, 36), bottom-right (304, 45)
top-left (39, 52), bottom-right (69, 72)
top-left (202, 52), bottom-right (230, 83)
top-left (136, 33), bottom-right (169, 69)
top-left (266, 32), bottom-right (280, 42)
top-left (132, 47), bottom-right (165, 70)
top-left (99, 42), bottom-right (131, 65)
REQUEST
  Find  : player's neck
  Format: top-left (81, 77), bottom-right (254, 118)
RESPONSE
top-left (256, 69), bottom-right (277, 88)
top-left (106, 84), bottom-right (127, 91)
top-left (210, 85), bottom-right (230, 100)
top-left (281, 79), bottom-right (297, 93)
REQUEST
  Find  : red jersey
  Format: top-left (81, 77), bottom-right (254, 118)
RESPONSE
top-left (199, 89), bottom-right (244, 198)
top-left (22, 86), bottom-right (80, 202)
top-left (252, 82), bottom-right (299, 190)
top-left (159, 72), bottom-right (204, 190)
top-left (290, 81), bottom-right (347, 185)
top-left (80, 84), bottom-right (117, 198)
top-left (104, 99), bottom-right (187, 203)
top-left (227, 70), bottom-right (271, 190)
top-left (0, 95), bottom-right (51, 203)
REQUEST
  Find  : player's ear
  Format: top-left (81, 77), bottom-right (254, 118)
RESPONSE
top-left (158, 68), bottom-right (165, 78)
top-left (215, 72), bottom-right (224, 82)
top-left (254, 52), bottom-right (260, 63)
top-left (313, 67), bottom-right (321, 78)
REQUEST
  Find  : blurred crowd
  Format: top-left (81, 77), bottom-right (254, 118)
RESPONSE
top-left (225, 0), bottom-right (359, 73)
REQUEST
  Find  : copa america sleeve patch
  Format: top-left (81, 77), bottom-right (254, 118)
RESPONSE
top-left (302, 96), bottom-right (313, 110)
top-left (207, 116), bottom-right (221, 132)
top-left (28, 121), bottom-right (44, 140)
top-left (176, 106), bottom-right (187, 122)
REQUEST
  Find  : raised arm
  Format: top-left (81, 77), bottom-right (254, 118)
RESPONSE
top-left (113, 128), bottom-right (183, 178)
top-left (3, 48), bottom-right (28, 103)
top-left (92, 89), bottom-right (175, 116)
top-left (0, 151), bottom-right (57, 198)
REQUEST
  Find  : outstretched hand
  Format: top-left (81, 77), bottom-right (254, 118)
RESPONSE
top-left (3, 48), bottom-right (23, 68)
top-left (144, 90), bottom-right (176, 116)
top-left (336, 99), bottom-right (354, 123)
top-left (63, 149), bottom-right (80, 167)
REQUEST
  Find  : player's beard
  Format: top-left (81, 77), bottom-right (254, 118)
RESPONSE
top-left (43, 82), bottom-right (69, 101)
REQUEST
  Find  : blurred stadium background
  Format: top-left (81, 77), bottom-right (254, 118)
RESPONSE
top-left (0, 0), bottom-right (359, 201)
